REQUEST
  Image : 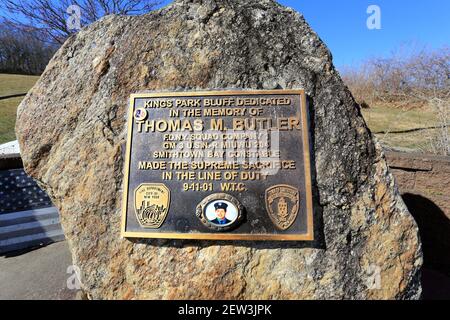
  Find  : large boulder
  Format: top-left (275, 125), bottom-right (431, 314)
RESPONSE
top-left (16, 0), bottom-right (422, 299)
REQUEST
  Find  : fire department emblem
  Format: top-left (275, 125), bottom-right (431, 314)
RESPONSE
top-left (134, 183), bottom-right (170, 228)
top-left (265, 185), bottom-right (299, 231)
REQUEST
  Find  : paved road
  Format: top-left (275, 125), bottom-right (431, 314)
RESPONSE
top-left (0, 241), bottom-right (81, 300)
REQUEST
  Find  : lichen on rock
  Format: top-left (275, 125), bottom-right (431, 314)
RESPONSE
top-left (15, 0), bottom-right (422, 299)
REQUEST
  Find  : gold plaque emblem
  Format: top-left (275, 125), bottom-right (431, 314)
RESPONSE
top-left (265, 185), bottom-right (299, 230)
top-left (134, 183), bottom-right (170, 228)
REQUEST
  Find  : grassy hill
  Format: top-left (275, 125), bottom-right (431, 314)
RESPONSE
top-left (0, 74), bottom-right (39, 97)
top-left (361, 104), bottom-right (441, 153)
top-left (0, 74), bottom-right (39, 144)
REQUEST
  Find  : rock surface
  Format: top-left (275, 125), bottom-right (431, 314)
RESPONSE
top-left (16, 0), bottom-right (422, 299)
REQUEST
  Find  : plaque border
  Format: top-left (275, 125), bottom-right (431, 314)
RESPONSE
top-left (120, 89), bottom-right (314, 241)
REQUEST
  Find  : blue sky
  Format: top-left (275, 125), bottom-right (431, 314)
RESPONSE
top-left (276, 0), bottom-right (450, 68)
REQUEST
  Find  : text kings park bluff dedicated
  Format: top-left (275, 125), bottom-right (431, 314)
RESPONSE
top-left (136, 97), bottom-right (301, 132)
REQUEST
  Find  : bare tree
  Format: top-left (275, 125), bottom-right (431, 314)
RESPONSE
top-left (342, 46), bottom-right (450, 109)
top-left (0, 0), bottom-right (160, 44)
top-left (342, 45), bottom-right (449, 155)
top-left (0, 22), bottom-right (56, 74)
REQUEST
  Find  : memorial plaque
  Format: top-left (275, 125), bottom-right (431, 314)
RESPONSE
top-left (121, 90), bottom-right (314, 240)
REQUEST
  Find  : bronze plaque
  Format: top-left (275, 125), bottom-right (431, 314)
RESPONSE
top-left (121, 90), bottom-right (314, 240)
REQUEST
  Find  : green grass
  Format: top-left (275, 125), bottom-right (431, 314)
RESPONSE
top-left (361, 104), bottom-right (437, 133)
top-left (0, 73), bottom-right (39, 97)
top-left (0, 97), bottom-right (24, 143)
top-left (0, 73), bottom-right (39, 144)
top-left (361, 104), bottom-right (446, 152)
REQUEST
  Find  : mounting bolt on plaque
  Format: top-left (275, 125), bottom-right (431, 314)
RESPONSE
top-left (196, 193), bottom-right (245, 232)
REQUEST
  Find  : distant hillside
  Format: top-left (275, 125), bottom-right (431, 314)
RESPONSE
top-left (0, 74), bottom-right (39, 144)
